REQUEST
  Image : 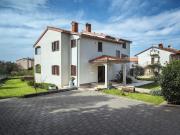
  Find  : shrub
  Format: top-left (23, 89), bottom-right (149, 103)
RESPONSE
top-left (27, 80), bottom-right (35, 86)
top-left (130, 65), bottom-right (144, 77)
top-left (150, 90), bottom-right (162, 96)
top-left (160, 60), bottom-right (180, 104)
top-left (34, 83), bottom-right (56, 90)
top-left (115, 71), bottom-right (132, 84)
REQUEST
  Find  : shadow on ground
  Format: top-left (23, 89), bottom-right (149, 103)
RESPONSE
top-left (0, 90), bottom-right (180, 135)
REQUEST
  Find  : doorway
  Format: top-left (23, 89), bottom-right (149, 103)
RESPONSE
top-left (98, 66), bottom-right (105, 82)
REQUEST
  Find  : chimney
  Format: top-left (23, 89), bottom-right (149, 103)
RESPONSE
top-left (71, 21), bottom-right (78, 32)
top-left (85, 23), bottom-right (91, 32)
top-left (158, 43), bottom-right (163, 48)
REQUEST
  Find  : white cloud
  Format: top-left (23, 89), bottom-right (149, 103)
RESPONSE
top-left (0, 0), bottom-right (48, 11)
top-left (0, 0), bottom-right (180, 61)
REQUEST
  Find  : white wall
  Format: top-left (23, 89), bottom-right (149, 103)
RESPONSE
top-left (61, 33), bottom-right (70, 87)
top-left (79, 37), bottom-right (130, 84)
top-left (34, 30), bottom-right (62, 87)
top-left (137, 47), bottom-right (173, 67)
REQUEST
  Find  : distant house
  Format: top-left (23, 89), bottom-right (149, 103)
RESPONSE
top-left (135, 43), bottom-right (179, 75)
top-left (16, 58), bottom-right (34, 70)
top-left (33, 21), bottom-right (132, 88)
top-left (171, 51), bottom-right (180, 61)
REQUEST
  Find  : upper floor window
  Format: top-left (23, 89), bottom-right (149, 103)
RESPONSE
top-left (98, 42), bottom-right (103, 52)
top-left (52, 65), bottom-right (59, 75)
top-left (52, 41), bottom-right (59, 52)
top-left (71, 40), bottom-right (76, 48)
top-left (116, 50), bottom-right (120, 57)
top-left (71, 65), bottom-right (76, 76)
top-left (35, 64), bottom-right (41, 73)
top-left (35, 47), bottom-right (41, 55)
top-left (122, 43), bottom-right (126, 49)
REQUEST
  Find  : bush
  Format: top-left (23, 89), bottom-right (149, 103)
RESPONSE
top-left (150, 90), bottom-right (162, 96)
top-left (34, 83), bottom-right (56, 90)
top-left (115, 71), bottom-right (132, 84)
top-left (130, 65), bottom-right (144, 77)
top-left (27, 80), bottom-right (35, 86)
top-left (160, 60), bottom-right (180, 104)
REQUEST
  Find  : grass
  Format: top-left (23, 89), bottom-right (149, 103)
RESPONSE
top-left (103, 89), bottom-right (165, 105)
top-left (136, 82), bottom-right (161, 90)
top-left (0, 78), bottom-right (47, 99)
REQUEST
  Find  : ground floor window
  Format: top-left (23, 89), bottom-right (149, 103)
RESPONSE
top-left (52, 65), bottom-right (59, 75)
top-left (35, 64), bottom-right (41, 73)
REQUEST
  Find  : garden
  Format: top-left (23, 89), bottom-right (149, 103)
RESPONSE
top-left (103, 60), bottom-right (180, 105)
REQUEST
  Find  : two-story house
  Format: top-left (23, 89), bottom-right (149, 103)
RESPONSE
top-left (135, 43), bottom-right (179, 75)
top-left (34, 21), bottom-right (132, 88)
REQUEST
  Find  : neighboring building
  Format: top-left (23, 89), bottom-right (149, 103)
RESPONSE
top-left (34, 21), bottom-right (132, 88)
top-left (16, 58), bottom-right (34, 70)
top-left (171, 51), bottom-right (180, 61)
top-left (135, 43), bottom-right (179, 75)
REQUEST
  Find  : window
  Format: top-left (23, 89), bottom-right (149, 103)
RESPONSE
top-left (52, 65), bottom-right (59, 75)
top-left (116, 50), bottom-right (120, 57)
top-left (121, 54), bottom-right (128, 58)
top-left (71, 65), bottom-right (76, 76)
top-left (35, 47), bottom-right (41, 55)
top-left (98, 42), bottom-right (102, 52)
top-left (52, 41), bottom-right (59, 51)
top-left (35, 64), bottom-right (41, 73)
top-left (122, 43), bottom-right (126, 49)
top-left (71, 40), bottom-right (76, 48)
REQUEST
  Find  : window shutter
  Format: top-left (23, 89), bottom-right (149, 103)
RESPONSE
top-left (52, 42), bottom-right (54, 51)
top-left (57, 41), bottom-right (59, 50)
top-left (71, 65), bottom-right (76, 76)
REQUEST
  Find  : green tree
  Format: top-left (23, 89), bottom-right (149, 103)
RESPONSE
top-left (160, 60), bottom-right (180, 104)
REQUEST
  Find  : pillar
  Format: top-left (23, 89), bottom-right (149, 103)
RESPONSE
top-left (123, 64), bottom-right (126, 85)
top-left (104, 63), bottom-right (109, 88)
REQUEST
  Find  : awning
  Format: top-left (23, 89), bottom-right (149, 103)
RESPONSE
top-left (89, 55), bottom-right (131, 64)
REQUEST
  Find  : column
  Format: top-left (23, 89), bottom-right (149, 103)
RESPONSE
top-left (123, 64), bottom-right (126, 85)
top-left (104, 63), bottom-right (109, 88)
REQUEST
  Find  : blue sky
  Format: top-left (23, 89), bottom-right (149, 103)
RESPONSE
top-left (0, 0), bottom-right (180, 61)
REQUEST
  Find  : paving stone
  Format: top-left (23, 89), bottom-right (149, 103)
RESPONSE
top-left (0, 90), bottom-right (180, 135)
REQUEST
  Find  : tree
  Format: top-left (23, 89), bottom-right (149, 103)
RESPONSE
top-left (0, 61), bottom-right (20, 75)
top-left (130, 65), bottom-right (144, 77)
top-left (160, 60), bottom-right (180, 104)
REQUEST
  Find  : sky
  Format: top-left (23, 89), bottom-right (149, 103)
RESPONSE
top-left (0, 0), bottom-right (180, 61)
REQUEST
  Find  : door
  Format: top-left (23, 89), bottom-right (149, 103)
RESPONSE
top-left (98, 66), bottom-right (105, 82)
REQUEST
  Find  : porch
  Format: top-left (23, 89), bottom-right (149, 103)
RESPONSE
top-left (88, 55), bottom-right (130, 88)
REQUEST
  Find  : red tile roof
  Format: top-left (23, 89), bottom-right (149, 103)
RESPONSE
top-left (89, 55), bottom-right (137, 63)
top-left (34, 26), bottom-right (132, 47)
top-left (135, 46), bottom-right (179, 56)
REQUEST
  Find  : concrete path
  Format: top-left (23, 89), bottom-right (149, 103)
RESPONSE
top-left (0, 90), bottom-right (180, 135)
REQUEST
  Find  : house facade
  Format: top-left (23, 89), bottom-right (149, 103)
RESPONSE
top-left (34, 22), bottom-right (132, 88)
top-left (16, 58), bottom-right (34, 70)
top-left (135, 44), bottom-right (179, 75)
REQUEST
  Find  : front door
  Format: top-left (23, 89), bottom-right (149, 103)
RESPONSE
top-left (98, 66), bottom-right (105, 82)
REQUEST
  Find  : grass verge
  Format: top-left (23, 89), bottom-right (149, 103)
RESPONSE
top-left (103, 89), bottom-right (164, 105)
top-left (136, 82), bottom-right (161, 90)
top-left (0, 78), bottom-right (47, 99)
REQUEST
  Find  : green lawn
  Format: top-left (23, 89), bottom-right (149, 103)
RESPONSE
top-left (136, 82), bottom-right (161, 90)
top-left (0, 78), bottom-right (47, 99)
top-left (103, 89), bottom-right (164, 105)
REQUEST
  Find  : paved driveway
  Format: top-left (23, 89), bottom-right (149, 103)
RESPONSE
top-left (0, 90), bottom-right (180, 135)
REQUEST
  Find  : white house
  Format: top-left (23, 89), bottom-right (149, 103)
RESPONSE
top-left (34, 21), bottom-right (132, 88)
top-left (135, 43), bottom-right (179, 75)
